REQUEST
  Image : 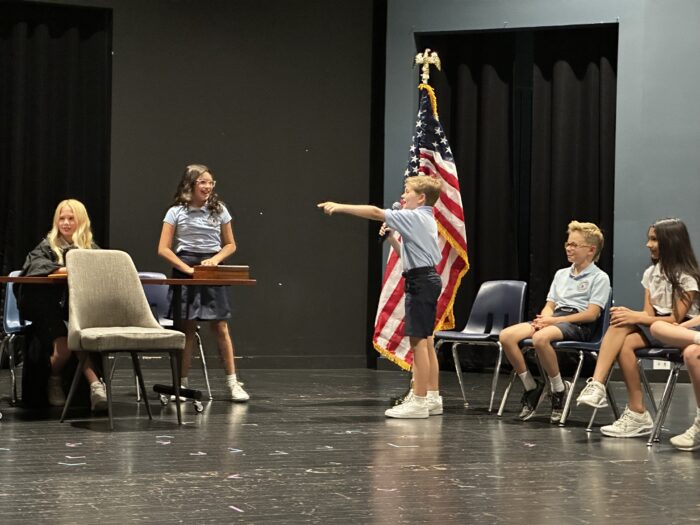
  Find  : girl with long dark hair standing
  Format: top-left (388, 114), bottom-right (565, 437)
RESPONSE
top-left (158, 164), bottom-right (249, 401)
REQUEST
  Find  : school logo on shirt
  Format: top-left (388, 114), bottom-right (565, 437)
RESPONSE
top-left (577, 280), bottom-right (590, 292)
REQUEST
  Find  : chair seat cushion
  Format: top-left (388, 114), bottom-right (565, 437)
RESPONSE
top-left (435, 331), bottom-right (496, 342)
top-left (77, 327), bottom-right (185, 351)
top-left (552, 341), bottom-right (600, 352)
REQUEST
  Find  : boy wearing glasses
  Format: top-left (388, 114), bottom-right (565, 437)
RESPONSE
top-left (499, 221), bottom-right (610, 423)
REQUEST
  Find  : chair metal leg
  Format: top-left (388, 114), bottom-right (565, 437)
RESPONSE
top-left (559, 351), bottom-right (584, 426)
top-left (450, 343), bottom-right (469, 407)
top-left (489, 343), bottom-right (503, 413)
top-left (498, 370), bottom-right (517, 417)
top-left (109, 354), bottom-right (141, 402)
top-left (130, 353), bottom-right (152, 420)
top-left (637, 358), bottom-right (658, 416)
top-left (60, 354), bottom-right (86, 423)
top-left (7, 335), bottom-right (17, 406)
top-left (170, 350), bottom-right (182, 425)
top-left (647, 363), bottom-right (681, 446)
top-left (195, 331), bottom-right (212, 400)
top-left (102, 354), bottom-right (115, 431)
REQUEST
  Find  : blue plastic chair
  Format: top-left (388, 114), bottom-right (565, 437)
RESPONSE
top-left (1, 270), bottom-right (32, 405)
top-left (498, 292), bottom-right (614, 426)
top-left (434, 280), bottom-right (527, 412)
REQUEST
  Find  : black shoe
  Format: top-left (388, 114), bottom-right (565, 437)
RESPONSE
top-left (550, 381), bottom-right (571, 424)
top-left (518, 381), bottom-right (544, 420)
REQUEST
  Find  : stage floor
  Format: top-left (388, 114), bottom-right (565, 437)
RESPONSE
top-left (0, 367), bottom-right (697, 524)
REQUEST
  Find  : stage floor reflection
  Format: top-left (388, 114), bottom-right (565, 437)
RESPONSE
top-left (0, 366), bottom-right (696, 523)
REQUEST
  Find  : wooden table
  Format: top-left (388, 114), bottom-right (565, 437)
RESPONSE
top-left (0, 276), bottom-right (257, 286)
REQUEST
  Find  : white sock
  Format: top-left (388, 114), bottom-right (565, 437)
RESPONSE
top-left (549, 374), bottom-right (565, 393)
top-left (518, 371), bottom-right (537, 391)
top-left (427, 390), bottom-right (440, 399)
top-left (180, 377), bottom-right (189, 388)
top-left (694, 332), bottom-right (700, 345)
top-left (226, 373), bottom-right (237, 385)
top-left (695, 407), bottom-right (700, 425)
top-left (412, 394), bottom-right (427, 405)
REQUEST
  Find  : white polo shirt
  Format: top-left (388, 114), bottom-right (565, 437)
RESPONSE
top-left (546, 263), bottom-right (611, 312)
top-left (641, 263), bottom-right (700, 317)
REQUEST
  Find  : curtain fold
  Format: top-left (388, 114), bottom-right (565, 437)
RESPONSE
top-left (0, 2), bottom-right (111, 275)
top-left (418, 26), bottom-right (617, 370)
top-left (529, 26), bottom-right (617, 317)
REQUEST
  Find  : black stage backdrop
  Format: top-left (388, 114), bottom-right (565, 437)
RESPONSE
top-left (418, 25), bottom-right (617, 370)
top-left (0, 2), bottom-right (111, 275)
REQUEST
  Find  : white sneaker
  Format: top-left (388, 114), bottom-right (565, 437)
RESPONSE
top-left (228, 379), bottom-right (249, 402)
top-left (385, 395), bottom-right (429, 418)
top-left (576, 378), bottom-right (608, 408)
top-left (427, 392), bottom-right (443, 416)
top-left (47, 376), bottom-right (66, 407)
top-left (669, 422), bottom-right (700, 451)
top-left (600, 406), bottom-right (654, 438)
top-left (90, 381), bottom-right (108, 412)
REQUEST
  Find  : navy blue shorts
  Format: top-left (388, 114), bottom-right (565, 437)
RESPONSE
top-left (403, 266), bottom-right (441, 338)
top-left (552, 307), bottom-right (594, 342)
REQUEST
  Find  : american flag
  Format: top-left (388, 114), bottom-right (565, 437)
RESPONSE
top-left (373, 84), bottom-right (469, 370)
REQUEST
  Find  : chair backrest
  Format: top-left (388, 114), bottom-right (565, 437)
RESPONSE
top-left (66, 250), bottom-right (161, 349)
top-left (138, 271), bottom-right (170, 324)
top-left (3, 270), bottom-right (30, 334)
top-left (463, 280), bottom-right (527, 335)
top-left (587, 291), bottom-right (614, 346)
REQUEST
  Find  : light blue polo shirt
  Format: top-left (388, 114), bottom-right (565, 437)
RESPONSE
top-left (546, 263), bottom-right (610, 312)
top-left (384, 205), bottom-right (441, 270)
top-left (164, 204), bottom-right (232, 254)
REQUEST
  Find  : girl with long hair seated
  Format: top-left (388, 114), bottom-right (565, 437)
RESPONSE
top-left (577, 218), bottom-right (700, 438)
top-left (17, 199), bottom-right (107, 410)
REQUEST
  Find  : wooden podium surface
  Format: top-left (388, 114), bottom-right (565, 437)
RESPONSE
top-left (0, 273), bottom-right (256, 286)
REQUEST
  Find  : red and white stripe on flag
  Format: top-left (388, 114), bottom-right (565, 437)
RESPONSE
top-left (373, 84), bottom-right (469, 371)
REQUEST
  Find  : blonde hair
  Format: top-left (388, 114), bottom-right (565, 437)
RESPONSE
top-left (406, 175), bottom-right (442, 206)
top-left (568, 220), bottom-right (604, 262)
top-left (47, 199), bottom-right (94, 264)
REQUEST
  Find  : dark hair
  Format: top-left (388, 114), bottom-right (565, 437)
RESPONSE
top-left (171, 164), bottom-right (224, 215)
top-left (651, 218), bottom-right (700, 318)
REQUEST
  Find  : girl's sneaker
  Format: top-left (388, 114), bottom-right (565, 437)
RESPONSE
top-left (670, 422), bottom-right (700, 451)
top-left (576, 378), bottom-right (608, 408)
top-left (600, 406), bottom-right (653, 437)
top-left (90, 381), bottom-right (108, 412)
top-left (227, 379), bottom-right (249, 402)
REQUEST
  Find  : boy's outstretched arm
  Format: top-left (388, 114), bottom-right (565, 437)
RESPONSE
top-left (317, 202), bottom-right (385, 222)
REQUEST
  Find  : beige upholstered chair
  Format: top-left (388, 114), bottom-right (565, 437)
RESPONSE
top-left (61, 249), bottom-right (186, 429)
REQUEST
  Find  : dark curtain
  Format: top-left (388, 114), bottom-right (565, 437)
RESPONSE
top-left (418, 25), bottom-right (617, 370)
top-left (418, 32), bottom-right (518, 337)
top-left (529, 26), bottom-right (617, 317)
top-left (0, 2), bottom-right (112, 276)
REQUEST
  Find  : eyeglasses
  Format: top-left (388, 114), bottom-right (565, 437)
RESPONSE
top-left (564, 242), bottom-right (591, 249)
top-left (196, 179), bottom-right (216, 187)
